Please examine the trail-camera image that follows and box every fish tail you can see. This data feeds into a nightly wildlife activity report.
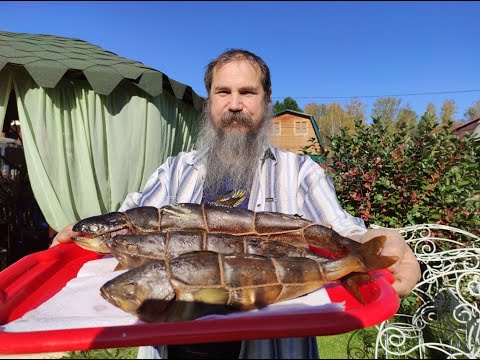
[322,236,398,281]
[353,235,398,271]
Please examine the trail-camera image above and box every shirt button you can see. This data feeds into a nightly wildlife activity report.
[257,204,261,207]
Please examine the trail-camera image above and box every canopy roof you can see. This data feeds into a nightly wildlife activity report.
[0,30,204,109]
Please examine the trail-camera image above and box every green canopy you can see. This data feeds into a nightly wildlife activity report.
[0,30,205,231]
[0,30,204,108]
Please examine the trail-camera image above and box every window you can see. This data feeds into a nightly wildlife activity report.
[294,120,308,135]
[272,121,281,135]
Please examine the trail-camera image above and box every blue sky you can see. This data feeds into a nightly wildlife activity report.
[1,1,479,120]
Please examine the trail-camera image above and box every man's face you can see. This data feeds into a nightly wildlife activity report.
[209,60,267,134]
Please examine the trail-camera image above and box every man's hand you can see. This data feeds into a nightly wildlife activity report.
[357,228,421,297]
[50,222,79,247]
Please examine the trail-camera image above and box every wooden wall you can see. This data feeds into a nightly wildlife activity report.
[269,112,319,153]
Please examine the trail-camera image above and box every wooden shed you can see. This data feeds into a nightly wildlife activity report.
[269,109,323,155]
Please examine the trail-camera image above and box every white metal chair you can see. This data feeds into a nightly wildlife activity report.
[372,224,480,359]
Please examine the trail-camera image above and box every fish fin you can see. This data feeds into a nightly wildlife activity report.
[137,299,173,323]
[208,189,246,208]
[162,288,230,321]
[193,288,230,305]
[113,262,127,271]
[340,272,378,305]
[164,294,232,322]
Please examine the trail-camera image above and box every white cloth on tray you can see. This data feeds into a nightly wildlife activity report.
[0,256,344,333]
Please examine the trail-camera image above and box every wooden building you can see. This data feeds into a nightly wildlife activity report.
[452,117,480,141]
[269,109,324,155]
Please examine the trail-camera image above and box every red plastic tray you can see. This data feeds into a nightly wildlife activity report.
[0,243,399,354]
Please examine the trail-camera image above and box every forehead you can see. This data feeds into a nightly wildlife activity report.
[211,60,262,86]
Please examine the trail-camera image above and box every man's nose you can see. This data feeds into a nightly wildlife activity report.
[228,94,243,111]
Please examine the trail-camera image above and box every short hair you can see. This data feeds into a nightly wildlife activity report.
[204,49,272,102]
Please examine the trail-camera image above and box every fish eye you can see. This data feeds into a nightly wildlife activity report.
[124,283,136,298]
[127,244,137,252]
[89,224,99,232]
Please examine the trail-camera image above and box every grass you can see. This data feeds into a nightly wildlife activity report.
[317,331,370,359]
[317,328,379,359]
[60,328,379,359]
[317,333,355,359]
[61,348,137,359]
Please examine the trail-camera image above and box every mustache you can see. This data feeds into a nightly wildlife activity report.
[219,112,255,127]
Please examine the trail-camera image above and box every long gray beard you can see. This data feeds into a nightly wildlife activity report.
[196,102,273,198]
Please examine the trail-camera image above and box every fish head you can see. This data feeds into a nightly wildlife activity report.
[100,261,175,321]
[107,233,166,268]
[72,227,131,255]
[72,212,132,254]
[73,212,130,235]
[72,234,111,254]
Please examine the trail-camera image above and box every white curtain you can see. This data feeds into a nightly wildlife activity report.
[12,68,200,231]
[0,70,12,133]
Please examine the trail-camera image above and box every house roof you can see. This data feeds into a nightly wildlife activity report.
[273,109,323,146]
[452,117,480,140]
[0,30,204,109]
[452,117,480,131]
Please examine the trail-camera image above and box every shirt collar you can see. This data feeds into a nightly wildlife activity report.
[262,145,276,162]
[187,145,209,167]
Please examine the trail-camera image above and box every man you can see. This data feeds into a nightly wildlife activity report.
[52,49,421,359]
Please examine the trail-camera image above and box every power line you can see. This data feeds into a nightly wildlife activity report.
[272,89,480,100]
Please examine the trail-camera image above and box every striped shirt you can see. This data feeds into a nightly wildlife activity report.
[122,145,368,359]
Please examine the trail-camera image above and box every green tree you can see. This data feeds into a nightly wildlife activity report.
[464,100,480,120]
[345,97,367,123]
[426,102,436,117]
[425,102,437,123]
[304,102,327,120]
[371,97,402,122]
[439,99,457,127]
[371,97,419,133]
[371,97,402,132]
[317,103,354,150]
[323,114,480,233]
[272,96,302,113]
[396,105,418,129]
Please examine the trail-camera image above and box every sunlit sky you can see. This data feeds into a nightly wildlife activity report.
[2,1,479,120]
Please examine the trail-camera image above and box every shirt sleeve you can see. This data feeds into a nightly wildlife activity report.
[299,160,367,239]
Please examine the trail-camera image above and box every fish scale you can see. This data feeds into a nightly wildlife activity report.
[100,236,397,322]
[72,203,398,316]
[73,203,353,258]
